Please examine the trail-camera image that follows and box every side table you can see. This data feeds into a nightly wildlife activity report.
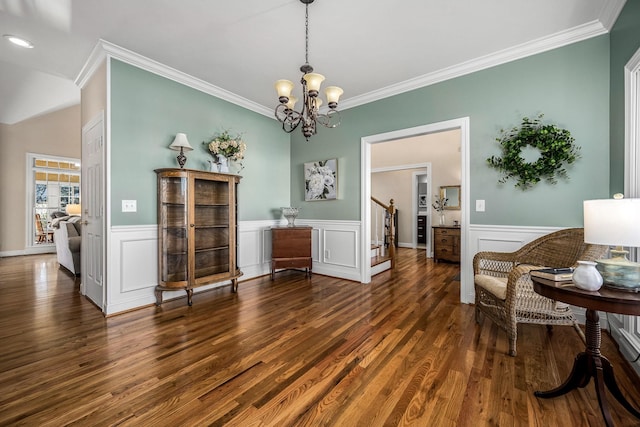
[532,276,640,426]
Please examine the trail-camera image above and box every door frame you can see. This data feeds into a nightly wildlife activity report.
[360,117,470,302]
[412,168,431,255]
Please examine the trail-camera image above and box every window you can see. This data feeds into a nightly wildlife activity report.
[28,154,80,246]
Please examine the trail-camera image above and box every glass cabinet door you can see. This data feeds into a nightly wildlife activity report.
[193,177,230,280]
[159,176,188,285]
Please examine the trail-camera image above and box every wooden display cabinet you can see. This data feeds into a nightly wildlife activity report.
[271,226,312,279]
[155,168,242,306]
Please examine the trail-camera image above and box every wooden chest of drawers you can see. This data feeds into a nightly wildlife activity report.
[271,226,312,279]
[433,226,460,263]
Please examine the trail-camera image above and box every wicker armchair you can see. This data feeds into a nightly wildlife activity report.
[473,228,608,356]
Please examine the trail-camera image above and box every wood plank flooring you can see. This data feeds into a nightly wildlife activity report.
[1,249,640,426]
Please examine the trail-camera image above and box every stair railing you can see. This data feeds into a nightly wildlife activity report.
[371,197,396,268]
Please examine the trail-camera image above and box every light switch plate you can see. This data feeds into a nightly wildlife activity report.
[122,200,137,212]
[476,199,485,212]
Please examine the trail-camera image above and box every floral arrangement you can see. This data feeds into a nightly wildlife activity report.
[204,130,247,162]
[304,159,337,201]
[432,196,448,212]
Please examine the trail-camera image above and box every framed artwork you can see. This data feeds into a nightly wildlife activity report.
[304,158,337,201]
[418,194,427,208]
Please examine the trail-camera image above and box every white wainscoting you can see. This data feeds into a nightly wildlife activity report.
[607,309,640,377]
[463,224,597,324]
[105,219,361,315]
[107,225,158,314]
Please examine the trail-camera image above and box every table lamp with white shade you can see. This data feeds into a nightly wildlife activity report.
[168,133,193,169]
[583,196,640,291]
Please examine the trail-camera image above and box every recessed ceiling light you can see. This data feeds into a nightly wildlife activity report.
[3,34,34,49]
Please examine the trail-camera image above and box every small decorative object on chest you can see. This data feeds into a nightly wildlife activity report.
[281,207,299,227]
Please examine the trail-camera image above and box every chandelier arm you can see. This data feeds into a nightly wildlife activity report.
[317,109,341,129]
[275,104,305,133]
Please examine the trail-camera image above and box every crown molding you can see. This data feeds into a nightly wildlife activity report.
[75,39,273,118]
[598,0,627,31]
[340,20,609,111]
[75,6,622,118]
[74,40,107,88]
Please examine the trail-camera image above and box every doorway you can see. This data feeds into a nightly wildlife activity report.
[361,117,470,303]
[414,171,431,253]
[26,153,81,249]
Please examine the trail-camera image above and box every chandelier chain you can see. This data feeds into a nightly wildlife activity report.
[305,3,309,66]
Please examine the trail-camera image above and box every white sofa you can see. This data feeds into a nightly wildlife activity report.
[53,216,81,275]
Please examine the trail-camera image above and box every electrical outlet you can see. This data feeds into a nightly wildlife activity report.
[122,200,137,212]
[325,249,330,259]
[475,199,485,212]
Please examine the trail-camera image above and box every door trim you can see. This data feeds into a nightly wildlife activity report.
[360,117,471,303]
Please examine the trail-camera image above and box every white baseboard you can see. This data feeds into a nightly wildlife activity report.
[0,246,56,257]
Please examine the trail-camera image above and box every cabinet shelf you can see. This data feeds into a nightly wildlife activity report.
[156,168,241,305]
[195,246,229,253]
[195,203,229,207]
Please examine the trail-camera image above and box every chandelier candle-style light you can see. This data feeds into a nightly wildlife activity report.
[274,0,343,140]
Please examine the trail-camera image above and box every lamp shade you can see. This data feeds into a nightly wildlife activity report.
[66,204,81,215]
[324,86,343,105]
[584,198,640,247]
[303,73,325,93]
[168,133,193,152]
[275,80,294,99]
[286,96,298,110]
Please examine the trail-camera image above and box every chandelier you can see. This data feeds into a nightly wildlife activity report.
[274,0,343,140]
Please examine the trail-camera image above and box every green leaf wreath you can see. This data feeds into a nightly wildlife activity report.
[487,114,581,190]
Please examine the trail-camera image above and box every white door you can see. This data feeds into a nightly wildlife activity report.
[81,112,105,310]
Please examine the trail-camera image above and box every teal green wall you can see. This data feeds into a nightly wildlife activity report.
[610,0,640,194]
[291,36,611,226]
[110,60,290,225]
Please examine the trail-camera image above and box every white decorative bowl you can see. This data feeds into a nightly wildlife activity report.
[281,207,299,227]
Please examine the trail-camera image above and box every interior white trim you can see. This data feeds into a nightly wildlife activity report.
[74,9,623,118]
[75,39,272,117]
[342,21,608,110]
[412,167,432,255]
[617,45,640,376]
[625,47,640,198]
[371,162,431,173]
[361,117,470,303]
[598,0,628,31]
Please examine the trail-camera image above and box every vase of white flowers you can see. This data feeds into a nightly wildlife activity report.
[432,196,448,226]
[217,154,229,173]
[204,130,247,173]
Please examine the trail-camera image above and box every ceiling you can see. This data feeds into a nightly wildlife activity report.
[0,0,626,125]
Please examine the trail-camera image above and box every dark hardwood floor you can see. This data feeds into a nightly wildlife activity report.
[1,249,640,426]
